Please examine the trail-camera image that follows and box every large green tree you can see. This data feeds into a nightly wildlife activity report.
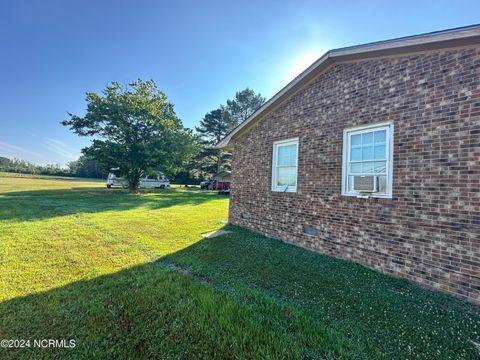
[193,88,265,177]
[196,106,231,144]
[62,80,197,191]
[68,154,106,179]
[226,88,265,128]
[195,106,231,174]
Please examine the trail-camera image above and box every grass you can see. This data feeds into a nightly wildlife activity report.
[0,173,478,359]
[0,171,102,182]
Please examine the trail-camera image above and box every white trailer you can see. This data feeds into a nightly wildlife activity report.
[106,173,170,189]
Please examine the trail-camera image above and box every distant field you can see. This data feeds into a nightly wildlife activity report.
[0,171,102,183]
[0,174,478,359]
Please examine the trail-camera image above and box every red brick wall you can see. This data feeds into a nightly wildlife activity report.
[229,47,480,302]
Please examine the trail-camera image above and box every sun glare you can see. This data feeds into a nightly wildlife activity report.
[283,50,325,84]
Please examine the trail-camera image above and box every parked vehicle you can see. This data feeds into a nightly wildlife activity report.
[200,180,212,190]
[106,172,170,189]
[208,180,230,191]
[218,188,230,196]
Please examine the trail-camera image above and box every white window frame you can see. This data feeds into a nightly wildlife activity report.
[341,122,394,198]
[271,138,299,193]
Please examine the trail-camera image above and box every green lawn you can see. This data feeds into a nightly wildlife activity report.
[0,174,478,359]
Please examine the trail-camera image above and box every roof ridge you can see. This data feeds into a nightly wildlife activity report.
[330,24,480,54]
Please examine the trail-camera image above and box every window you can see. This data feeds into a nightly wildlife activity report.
[342,122,393,198]
[272,138,299,192]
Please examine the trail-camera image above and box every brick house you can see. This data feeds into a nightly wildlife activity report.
[217,25,480,302]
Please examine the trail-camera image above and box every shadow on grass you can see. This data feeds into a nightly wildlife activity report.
[160,226,480,360]
[0,253,363,359]
[0,226,479,359]
[0,187,221,221]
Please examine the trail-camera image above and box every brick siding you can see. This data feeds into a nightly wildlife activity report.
[229,47,480,302]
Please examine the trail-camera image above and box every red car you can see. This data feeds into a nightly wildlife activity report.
[208,180,230,191]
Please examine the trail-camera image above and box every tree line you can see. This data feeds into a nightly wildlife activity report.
[0,155,106,178]
[1,80,265,190]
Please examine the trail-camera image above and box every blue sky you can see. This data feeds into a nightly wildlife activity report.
[0,0,478,165]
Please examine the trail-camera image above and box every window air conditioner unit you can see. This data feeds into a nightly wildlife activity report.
[353,175,378,193]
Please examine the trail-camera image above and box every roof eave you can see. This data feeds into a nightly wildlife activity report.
[215,25,480,149]
[215,52,334,149]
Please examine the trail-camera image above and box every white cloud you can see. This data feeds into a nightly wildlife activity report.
[43,138,79,160]
[0,140,41,159]
[0,138,81,166]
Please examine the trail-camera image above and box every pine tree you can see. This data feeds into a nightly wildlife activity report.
[226,88,265,129]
